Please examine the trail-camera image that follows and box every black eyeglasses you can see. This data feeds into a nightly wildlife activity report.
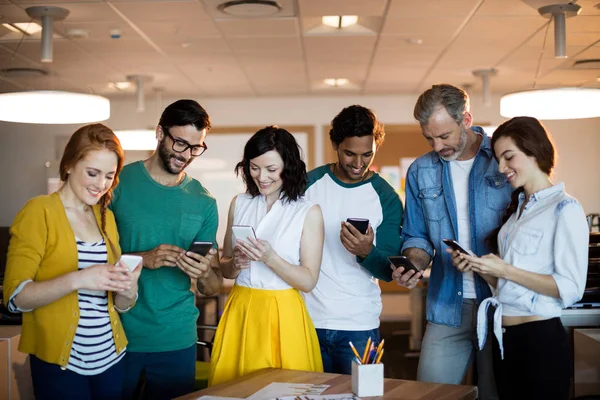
[162,127,208,157]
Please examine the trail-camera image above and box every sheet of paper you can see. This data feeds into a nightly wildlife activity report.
[274,395,359,400]
[246,382,330,400]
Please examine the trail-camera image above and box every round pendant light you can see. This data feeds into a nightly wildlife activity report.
[0,91,110,124]
[500,88,600,120]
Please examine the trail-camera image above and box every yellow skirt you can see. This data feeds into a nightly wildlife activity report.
[208,285,323,386]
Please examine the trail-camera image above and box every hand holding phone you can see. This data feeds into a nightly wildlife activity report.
[232,225,257,244]
[188,241,213,257]
[346,218,369,235]
[118,255,143,272]
[442,239,474,256]
[388,256,422,277]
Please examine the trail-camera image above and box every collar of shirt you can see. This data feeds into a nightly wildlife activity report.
[518,182,565,212]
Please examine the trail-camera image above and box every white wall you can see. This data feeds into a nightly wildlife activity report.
[1,93,599,226]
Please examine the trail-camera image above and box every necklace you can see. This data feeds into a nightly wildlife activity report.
[333,163,370,183]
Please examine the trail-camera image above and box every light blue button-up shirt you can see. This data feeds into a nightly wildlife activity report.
[477,183,589,358]
[401,127,513,327]
[497,183,589,316]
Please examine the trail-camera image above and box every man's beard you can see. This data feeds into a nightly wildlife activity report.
[158,139,190,174]
[441,127,468,161]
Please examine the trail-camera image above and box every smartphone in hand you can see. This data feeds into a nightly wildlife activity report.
[346,218,369,234]
[388,256,422,278]
[232,225,257,243]
[119,255,143,272]
[442,239,474,256]
[188,241,213,256]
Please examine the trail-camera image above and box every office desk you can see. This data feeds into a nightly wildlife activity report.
[176,368,477,400]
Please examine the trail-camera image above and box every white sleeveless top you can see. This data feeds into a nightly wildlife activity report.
[233,193,314,290]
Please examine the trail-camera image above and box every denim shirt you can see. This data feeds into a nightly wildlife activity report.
[401,127,513,327]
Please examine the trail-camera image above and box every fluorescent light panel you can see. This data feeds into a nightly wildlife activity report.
[2,22,42,35]
[322,15,358,28]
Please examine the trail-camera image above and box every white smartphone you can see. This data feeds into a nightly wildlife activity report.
[231,225,257,243]
[118,254,143,272]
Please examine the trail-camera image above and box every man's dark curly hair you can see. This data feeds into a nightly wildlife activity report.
[235,126,307,202]
[329,105,385,147]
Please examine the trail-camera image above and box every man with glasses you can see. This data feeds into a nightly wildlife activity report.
[110,99,223,400]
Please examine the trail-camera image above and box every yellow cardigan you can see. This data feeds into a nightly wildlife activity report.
[2,192,128,367]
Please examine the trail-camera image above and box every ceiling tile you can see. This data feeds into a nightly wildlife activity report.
[382,17,464,36]
[298,0,387,17]
[387,0,483,18]
[136,20,221,40]
[216,19,299,37]
[111,1,212,22]
[227,36,302,55]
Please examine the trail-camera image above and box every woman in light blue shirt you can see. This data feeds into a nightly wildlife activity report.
[449,116,589,400]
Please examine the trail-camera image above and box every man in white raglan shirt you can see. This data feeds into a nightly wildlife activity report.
[304,105,403,374]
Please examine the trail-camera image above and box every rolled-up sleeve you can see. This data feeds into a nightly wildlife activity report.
[552,200,589,308]
[3,199,47,306]
[400,164,434,257]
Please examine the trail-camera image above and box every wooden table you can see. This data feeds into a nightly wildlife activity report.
[176,368,477,400]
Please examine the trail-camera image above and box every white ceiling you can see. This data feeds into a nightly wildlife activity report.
[0,0,598,99]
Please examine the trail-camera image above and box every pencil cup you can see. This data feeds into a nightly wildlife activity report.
[351,360,384,397]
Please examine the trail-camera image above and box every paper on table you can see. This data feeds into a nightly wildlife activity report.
[246,382,330,400]
[275,395,359,400]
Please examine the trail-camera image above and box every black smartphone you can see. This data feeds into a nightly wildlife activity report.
[346,218,369,234]
[442,239,470,255]
[388,256,422,276]
[188,241,213,256]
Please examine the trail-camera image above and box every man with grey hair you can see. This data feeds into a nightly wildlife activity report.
[393,84,512,399]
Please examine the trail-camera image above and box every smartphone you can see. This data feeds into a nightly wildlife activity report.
[388,256,422,276]
[118,254,143,272]
[442,239,473,256]
[231,225,257,243]
[188,241,214,256]
[346,218,369,234]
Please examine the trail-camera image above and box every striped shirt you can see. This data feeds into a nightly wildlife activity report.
[67,239,125,375]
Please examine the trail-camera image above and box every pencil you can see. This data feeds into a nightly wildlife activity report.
[375,348,384,364]
[375,339,385,355]
[349,341,361,360]
[361,337,372,364]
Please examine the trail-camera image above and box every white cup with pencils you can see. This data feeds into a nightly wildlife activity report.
[350,338,384,397]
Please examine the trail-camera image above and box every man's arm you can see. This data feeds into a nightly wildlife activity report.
[356,184,404,282]
[393,165,433,289]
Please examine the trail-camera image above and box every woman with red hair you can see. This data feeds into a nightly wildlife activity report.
[3,124,141,399]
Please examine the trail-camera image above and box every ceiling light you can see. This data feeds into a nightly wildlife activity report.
[324,78,349,87]
[114,130,157,150]
[109,81,131,90]
[406,38,423,45]
[536,2,581,58]
[500,88,600,120]
[2,22,43,35]
[127,75,152,113]
[26,6,70,63]
[0,91,110,124]
[472,68,497,107]
[322,16,358,28]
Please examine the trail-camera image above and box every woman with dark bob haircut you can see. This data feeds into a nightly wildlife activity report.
[448,116,588,400]
[209,126,325,385]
